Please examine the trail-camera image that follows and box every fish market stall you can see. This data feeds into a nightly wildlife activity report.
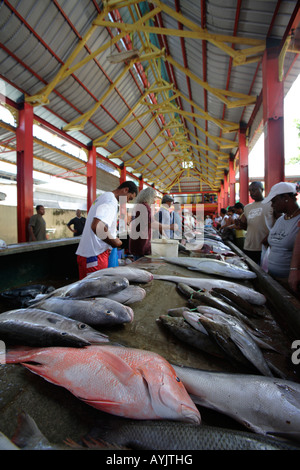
[0,250,300,450]
[0,238,80,291]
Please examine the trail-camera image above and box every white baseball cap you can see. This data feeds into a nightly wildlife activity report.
[262,182,297,204]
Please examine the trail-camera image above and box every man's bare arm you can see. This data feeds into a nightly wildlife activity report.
[91,218,122,248]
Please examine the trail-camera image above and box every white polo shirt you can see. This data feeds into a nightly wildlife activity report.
[76,192,118,258]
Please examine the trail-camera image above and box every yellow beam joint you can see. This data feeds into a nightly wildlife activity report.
[26,9,108,106]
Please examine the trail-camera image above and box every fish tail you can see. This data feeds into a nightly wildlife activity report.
[4,346,42,364]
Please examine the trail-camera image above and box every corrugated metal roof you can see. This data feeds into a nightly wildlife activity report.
[0,0,299,195]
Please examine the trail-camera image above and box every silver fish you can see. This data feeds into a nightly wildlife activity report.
[158,315,223,358]
[86,266,154,283]
[153,274,266,305]
[173,365,300,440]
[33,297,134,325]
[178,284,258,330]
[87,417,299,450]
[43,276,130,300]
[162,257,257,279]
[197,314,273,376]
[106,286,146,305]
[185,308,278,352]
[0,308,109,347]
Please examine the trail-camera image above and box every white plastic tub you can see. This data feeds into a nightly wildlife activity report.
[151,239,179,257]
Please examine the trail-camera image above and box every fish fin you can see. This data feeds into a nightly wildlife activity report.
[93,347,136,385]
[12,412,51,449]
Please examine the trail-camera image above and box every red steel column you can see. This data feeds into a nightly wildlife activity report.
[139,176,144,192]
[119,164,126,184]
[87,146,97,210]
[262,42,284,193]
[219,183,224,210]
[16,102,34,243]
[223,171,229,208]
[229,155,236,205]
[239,124,249,205]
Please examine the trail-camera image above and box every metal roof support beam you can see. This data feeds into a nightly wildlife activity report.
[99,1,265,64]
[124,127,171,167]
[166,55,256,109]
[238,124,249,206]
[262,43,284,194]
[93,83,163,147]
[63,49,165,131]
[16,102,34,243]
[87,146,97,210]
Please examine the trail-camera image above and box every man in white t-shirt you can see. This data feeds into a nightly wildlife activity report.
[76,181,138,279]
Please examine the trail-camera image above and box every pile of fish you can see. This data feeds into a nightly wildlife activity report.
[0,266,153,346]
[158,282,280,377]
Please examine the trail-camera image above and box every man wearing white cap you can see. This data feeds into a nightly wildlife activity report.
[262,181,300,294]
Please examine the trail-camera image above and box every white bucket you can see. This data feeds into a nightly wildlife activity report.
[151,239,179,257]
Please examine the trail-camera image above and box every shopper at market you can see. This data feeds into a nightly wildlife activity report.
[28,205,46,241]
[233,202,246,250]
[76,181,138,279]
[67,209,86,236]
[129,187,177,259]
[155,194,177,239]
[236,181,274,264]
[262,182,300,294]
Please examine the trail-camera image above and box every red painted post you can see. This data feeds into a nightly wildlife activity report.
[239,124,249,205]
[262,42,284,194]
[219,183,224,210]
[229,155,236,205]
[139,177,144,192]
[87,146,97,210]
[119,164,126,184]
[16,102,34,243]
[223,171,229,208]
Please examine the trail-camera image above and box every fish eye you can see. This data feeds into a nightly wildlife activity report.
[78,323,87,329]
[176,377,181,382]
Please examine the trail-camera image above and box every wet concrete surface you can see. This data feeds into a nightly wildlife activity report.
[0,257,298,448]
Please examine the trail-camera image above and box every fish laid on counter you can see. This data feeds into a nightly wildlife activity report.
[33,297,134,325]
[4,345,200,424]
[0,284,55,308]
[86,266,154,283]
[197,314,273,376]
[153,274,266,305]
[0,308,109,347]
[86,417,299,450]
[173,365,300,441]
[158,315,224,358]
[105,286,146,305]
[162,257,256,280]
[183,308,277,352]
[178,283,258,329]
[211,287,262,318]
[32,276,130,301]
